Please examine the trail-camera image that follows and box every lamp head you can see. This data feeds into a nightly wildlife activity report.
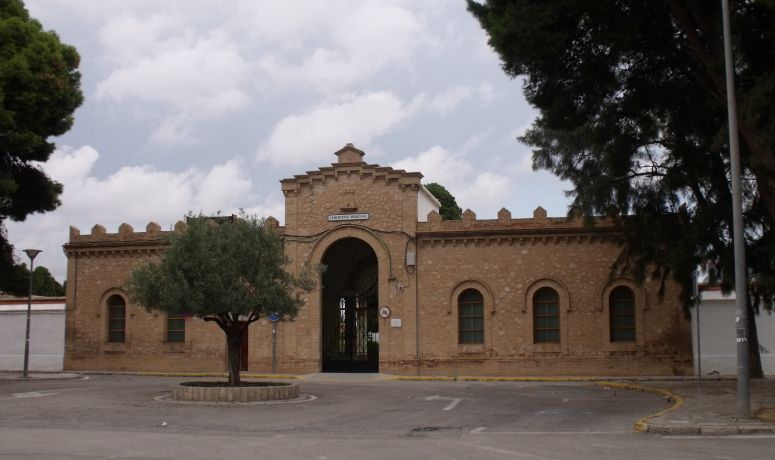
[22,249,42,261]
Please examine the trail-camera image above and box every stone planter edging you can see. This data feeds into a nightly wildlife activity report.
[172,382,299,402]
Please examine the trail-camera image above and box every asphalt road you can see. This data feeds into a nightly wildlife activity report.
[1,375,773,459]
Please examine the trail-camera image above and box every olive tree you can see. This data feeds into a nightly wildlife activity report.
[127,214,314,385]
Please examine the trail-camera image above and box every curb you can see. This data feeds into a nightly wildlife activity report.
[598,381,775,435]
[0,373,84,382]
[80,371,300,380]
[392,375,736,383]
[63,371,736,383]
[395,376,615,382]
[595,381,684,433]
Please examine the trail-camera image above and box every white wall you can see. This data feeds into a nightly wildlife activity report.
[0,303,66,371]
[417,185,441,222]
[693,290,775,376]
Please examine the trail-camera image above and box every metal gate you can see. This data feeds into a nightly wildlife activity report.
[322,290,378,372]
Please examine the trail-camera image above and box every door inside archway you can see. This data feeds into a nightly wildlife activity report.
[322,237,379,372]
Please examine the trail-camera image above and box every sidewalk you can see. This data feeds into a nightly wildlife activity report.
[0,371,82,381]
[631,378,775,435]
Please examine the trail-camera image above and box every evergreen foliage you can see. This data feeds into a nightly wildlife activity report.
[0,245,63,296]
[469,0,775,376]
[126,214,314,385]
[0,0,83,278]
[425,182,463,220]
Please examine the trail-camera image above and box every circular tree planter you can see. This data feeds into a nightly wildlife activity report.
[172,381,299,402]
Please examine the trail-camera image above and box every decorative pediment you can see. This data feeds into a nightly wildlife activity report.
[334,143,365,164]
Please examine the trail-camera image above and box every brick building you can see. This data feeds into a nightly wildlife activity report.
[63,144,692,376]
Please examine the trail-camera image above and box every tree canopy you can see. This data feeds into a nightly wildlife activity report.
[126,214,314,385]
[468,0,775,375]
[0,257,64,297]
[0,0,83,280]
[425,182,463,220]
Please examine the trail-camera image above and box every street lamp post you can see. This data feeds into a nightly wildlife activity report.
[720,0,750,419]
[22,249,42,378]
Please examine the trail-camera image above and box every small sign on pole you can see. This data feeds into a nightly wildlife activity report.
[269,312,279,373]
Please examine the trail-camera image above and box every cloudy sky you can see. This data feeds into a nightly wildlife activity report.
[8,0,570,281]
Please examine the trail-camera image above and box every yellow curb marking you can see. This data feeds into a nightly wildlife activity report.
[754,407,775,425]
[394,376,607,382]
[596,381,684,432]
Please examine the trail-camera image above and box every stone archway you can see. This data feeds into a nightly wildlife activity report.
[321,237,379,372]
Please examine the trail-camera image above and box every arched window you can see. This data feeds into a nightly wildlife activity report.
[458,289,484,344]
[533,287,559,343]
[609,286,635,342]
[107,294,126,343]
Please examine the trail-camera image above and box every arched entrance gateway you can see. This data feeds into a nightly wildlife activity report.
[321,237,379,372]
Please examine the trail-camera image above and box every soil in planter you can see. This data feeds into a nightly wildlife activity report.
[180,381,291,387]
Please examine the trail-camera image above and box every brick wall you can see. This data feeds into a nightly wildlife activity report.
[62,145,692,376]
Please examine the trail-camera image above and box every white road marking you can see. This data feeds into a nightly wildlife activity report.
[8,386,98,399]
[11,391,53,399]
[424,394,463,411]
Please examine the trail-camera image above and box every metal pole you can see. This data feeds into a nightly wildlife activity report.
[720,0,750,420]
[22,249,41,378]
[271,321,277,374]
[694,273,702,381]
[697,295,702,381]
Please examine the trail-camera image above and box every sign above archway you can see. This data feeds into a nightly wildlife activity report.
[328,213,369,222]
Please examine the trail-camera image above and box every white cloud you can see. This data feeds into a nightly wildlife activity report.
[427,83,495,114]
[515,152,534,174]
[392,145,468,185]
[255,1,423,91]
[257,92,413,167]
[98,14,190,64]
[392,145,512,218]
[230,0,350,43]
[6,146,282,282]
[96,20,251,145]
[195,161,253,213]
[455,172,511,216]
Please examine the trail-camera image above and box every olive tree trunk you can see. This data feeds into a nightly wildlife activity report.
[223,324,243,386]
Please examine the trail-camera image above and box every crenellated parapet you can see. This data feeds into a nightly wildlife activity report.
[64,217,285,256]
[67,221,181,243]
[64,221,179,256]
[416,206,622,247]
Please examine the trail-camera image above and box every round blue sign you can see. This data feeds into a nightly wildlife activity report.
[268,312,280,322]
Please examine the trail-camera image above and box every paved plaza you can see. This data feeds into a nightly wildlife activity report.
[1,374,774,459]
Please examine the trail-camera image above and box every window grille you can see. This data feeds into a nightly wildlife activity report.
[533,287,560,343]
[459,289,484,344]
[107,295,126,343]
[609,286,636,342]
[167,314,186,343]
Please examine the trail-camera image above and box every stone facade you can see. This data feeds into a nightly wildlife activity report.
[63,144,692,376]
